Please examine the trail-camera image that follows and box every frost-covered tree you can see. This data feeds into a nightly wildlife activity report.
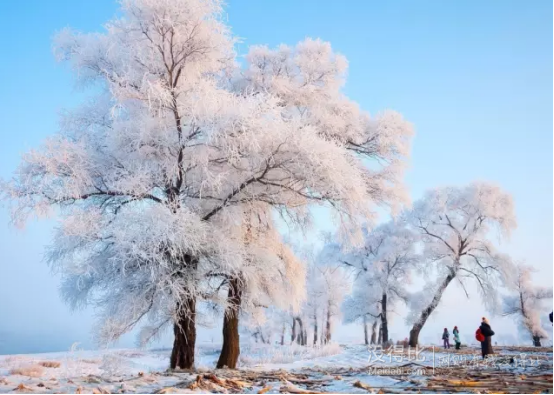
[305,263,332,346]
[314,265,351,344]
[241,306,291,346]
[404,182,516,346]
[342,284,381,344]
[292,245,326,346]
[2,0,413,370]
[503,264,553,347]
[336,222,419,345]
[282,243,351,347]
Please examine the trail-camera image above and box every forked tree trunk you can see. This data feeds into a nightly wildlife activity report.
[170,296,197,370]
[381,293,389,345]
[216,277,243,369]
[377,323,382,344]
[409,270,456,347]
[363,315,369,345]
[533,336,542,347]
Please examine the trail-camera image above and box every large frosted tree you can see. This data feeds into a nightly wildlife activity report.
[404,182,516,346]
[2,0,413,369]
[503,263,552,347]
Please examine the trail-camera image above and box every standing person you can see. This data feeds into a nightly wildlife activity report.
[479,317,495,359]
[442,328,450,349]
[453,326,461,350]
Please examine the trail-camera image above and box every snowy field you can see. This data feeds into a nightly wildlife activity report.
[0,343,552,394]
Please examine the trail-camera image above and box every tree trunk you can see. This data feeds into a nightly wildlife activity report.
[409,270,456,347]
[363,315,369,345]
[291,318,296,344]
[295,317,304,345]
[370,320,377,345]
[169,254,198,370]
[280,324,285,346]
[533,336,542,347]
[170,296,197,370]
[216,277,242,369]
[313,311,318,346]
[325,305,332,344]
[377,323,382,344]
[381,293,389,345]
[320,308,325,345]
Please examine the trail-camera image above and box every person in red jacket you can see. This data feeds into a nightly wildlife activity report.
[479,317,495,359]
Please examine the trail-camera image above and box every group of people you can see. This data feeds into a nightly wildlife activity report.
[441,326,461,350]
[441,317,495,359]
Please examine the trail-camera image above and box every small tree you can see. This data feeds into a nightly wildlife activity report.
[503,264,553,347]
[285,240,352,347]
[241,306,291,346]
[304,263,327,346]
[342,285,381,344]
[317,265,351,344]
[404,182,516,346]
[337,222,419,345]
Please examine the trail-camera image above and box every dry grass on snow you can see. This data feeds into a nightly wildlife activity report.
[9,364,45,378]
[38,361,61,368]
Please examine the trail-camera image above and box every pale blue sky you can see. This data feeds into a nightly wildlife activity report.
[0,0,552,354]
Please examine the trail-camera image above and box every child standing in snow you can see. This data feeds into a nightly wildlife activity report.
[442,328,450,349]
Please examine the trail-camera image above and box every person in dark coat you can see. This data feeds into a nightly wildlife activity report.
[479,317,495,359]
[442,328,450,349]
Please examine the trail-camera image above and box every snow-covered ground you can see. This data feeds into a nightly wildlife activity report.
[0,343,551,393]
